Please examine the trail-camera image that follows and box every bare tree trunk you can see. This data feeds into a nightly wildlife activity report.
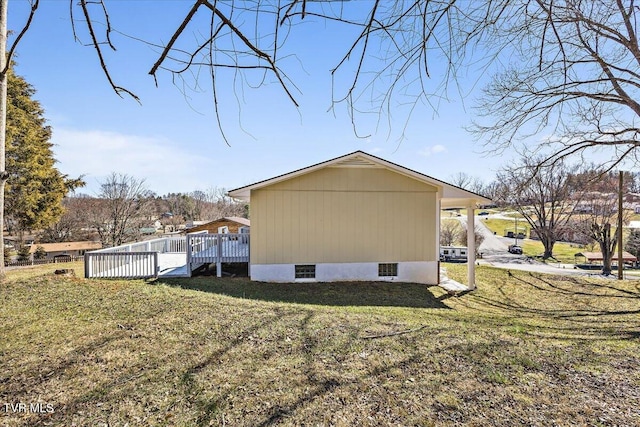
[541,235,555,260]
[599,223,615,276]
[0,0,8,279]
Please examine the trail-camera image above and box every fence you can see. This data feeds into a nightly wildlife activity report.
[84,252,158,279]
[5,256,83,268]
[84,233,211,279]
[91,236,187,254]
[85,236,184,279]
[187,232,250,277]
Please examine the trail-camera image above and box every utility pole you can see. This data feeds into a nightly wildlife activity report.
[617,171,624,280]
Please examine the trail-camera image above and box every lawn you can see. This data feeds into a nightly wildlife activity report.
[519,240,585,263]
[482,217,529,237]
[1,262,639,426]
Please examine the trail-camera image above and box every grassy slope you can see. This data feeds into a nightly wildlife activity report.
[1,262,639,426]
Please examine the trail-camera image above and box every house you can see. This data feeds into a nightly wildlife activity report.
[185,220,207,229]
[29,241,102,260]
[186,217,250,234]
[228,151,491,287]
[575,251,637,265]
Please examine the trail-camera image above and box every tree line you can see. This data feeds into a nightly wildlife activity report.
[35,175,246,249]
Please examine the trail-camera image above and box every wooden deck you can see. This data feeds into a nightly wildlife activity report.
[187,233,250,276]
[85,233,250,279]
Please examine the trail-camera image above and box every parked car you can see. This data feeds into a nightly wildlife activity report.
[478,211,490,216]
[508,245,523,255]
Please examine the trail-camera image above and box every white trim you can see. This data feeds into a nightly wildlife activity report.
[251,262,439,284]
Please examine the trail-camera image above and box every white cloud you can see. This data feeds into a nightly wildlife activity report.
[52,128,213,194]
[418,144,447,157]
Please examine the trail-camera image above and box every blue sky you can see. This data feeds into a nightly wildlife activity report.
[9,0,512,195]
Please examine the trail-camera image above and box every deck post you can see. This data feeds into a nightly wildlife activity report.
[186,234,193,277]
[216,234,223,277]
[467,204,476,290]
[84,253,90,278]
[154,252,159,278]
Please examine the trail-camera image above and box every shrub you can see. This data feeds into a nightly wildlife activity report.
[17,246,31,261]
[34,246,47,260]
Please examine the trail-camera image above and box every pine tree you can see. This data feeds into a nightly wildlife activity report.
[626,229,640,263]
[4,68,83,246]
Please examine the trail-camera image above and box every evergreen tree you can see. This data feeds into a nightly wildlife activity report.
[4,68,83,245]
[16,245,30,262]
[626,229,640,263]
[33,245,46,260]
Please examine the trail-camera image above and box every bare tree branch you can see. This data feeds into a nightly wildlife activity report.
[77,0,140,102]
[3,0,39,75]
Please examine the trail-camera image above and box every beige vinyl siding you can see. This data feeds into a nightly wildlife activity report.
[250,166,438,265]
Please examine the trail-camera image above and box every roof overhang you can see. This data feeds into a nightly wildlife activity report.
[228,151,492,208]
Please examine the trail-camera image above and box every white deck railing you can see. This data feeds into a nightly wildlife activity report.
[187,232,250,276]
[85,235,187,279]
[84,251,159,279]
[84,232,250,278]
[91,236,188,255]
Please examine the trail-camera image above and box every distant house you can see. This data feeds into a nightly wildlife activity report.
[5,235,36,247]
[185,220,208,229]
[186,217,250,234]
[228,151,491,286]
[29,241,102,260]
[575,251,637,265]
[140,227,158,235]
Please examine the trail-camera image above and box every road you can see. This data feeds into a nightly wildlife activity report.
[455,213,640,279]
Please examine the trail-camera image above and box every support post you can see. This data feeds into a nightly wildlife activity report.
[186,234,193,277]
[84,253,90,278]
[154,252,159,278]
[216,234,222,278]
[467,204,476,290]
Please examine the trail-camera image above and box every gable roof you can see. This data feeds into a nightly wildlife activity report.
[575,251,637,262]
[197,217,251,227]
[228,151,492,209]
[222,216,251,226]
[29,241,102,253]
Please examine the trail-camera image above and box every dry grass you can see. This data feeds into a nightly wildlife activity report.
[1,263,639,426]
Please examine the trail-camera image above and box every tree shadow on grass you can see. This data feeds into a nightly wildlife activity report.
[467,271,640,341]
[153,277,450,309]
